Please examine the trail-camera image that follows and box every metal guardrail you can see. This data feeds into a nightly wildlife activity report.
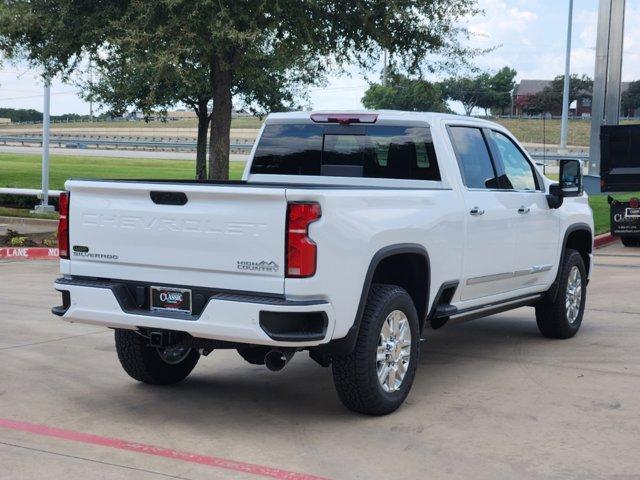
[0,135,254,151]
[530,152,588,161]
[0,134,589,160]
[0,188,62,198]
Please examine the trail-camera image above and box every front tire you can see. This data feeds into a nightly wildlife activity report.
[535,249,587,339]
[114,329,200,385]
[332,284,420,415]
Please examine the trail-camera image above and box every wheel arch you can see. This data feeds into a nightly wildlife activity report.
[548,223,593,302]
[321,243,430,356]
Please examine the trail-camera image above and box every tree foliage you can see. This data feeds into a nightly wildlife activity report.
[622,80,640,117]
[487,66,517,115]
[0,107,42,122]
[442,73,493,115]
[442,67,517,116]
[521,74,593,115]
[1,0,481,179]
[362,74,450,112]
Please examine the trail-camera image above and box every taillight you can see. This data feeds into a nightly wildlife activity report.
[58,192,70,259]
[286,202,321,278]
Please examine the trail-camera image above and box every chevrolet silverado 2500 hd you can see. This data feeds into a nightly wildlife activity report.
[53,111,594,415]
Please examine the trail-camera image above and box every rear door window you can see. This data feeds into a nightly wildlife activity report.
[251,124,440,181]
[448,126,499,189]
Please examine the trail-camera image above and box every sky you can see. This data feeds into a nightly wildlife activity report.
[1,0,639,116]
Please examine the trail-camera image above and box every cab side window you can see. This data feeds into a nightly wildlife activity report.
[449,126,499,189]
[488,131,539,191]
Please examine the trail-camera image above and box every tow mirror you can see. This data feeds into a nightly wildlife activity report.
[547,159,583,209]
[559,159,583,197]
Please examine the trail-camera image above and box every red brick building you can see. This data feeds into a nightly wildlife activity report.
[512,79,632,117]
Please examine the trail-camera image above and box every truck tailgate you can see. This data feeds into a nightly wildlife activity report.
[65,180,287,294]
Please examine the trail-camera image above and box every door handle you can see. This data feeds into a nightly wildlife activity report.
[517,206,531,214]
[469,207,485,216]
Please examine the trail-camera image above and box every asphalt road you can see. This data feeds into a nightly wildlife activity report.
[0,242,639,480]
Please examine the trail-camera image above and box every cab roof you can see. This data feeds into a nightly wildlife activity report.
[265,110,502,129]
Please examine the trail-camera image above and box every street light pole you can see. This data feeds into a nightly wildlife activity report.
[34,77,55,214]
[560,0,574,150]
[382,49,388,86]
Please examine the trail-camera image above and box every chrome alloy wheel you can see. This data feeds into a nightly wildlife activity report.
[377,310,412,393]
[157,345,192,365]
[565,265,583,325]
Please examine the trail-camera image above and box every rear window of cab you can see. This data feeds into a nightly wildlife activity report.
[250,124,440,181]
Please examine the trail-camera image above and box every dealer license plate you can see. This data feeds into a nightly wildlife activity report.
[150,286,192,314]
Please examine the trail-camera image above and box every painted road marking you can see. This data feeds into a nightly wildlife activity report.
[0,247,58,259]
[0,418,330,480]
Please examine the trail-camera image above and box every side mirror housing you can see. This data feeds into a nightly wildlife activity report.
[559,159,583,197]
[546,159,583,209]
[547,184,564,209]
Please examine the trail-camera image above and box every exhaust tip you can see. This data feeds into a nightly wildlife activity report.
[264,349,293,372]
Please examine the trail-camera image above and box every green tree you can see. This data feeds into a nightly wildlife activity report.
[488,67,517,115]
[522,89,557,115]
[548,74,593,104]
[83,47,215,180]
[443,73,493,116]
[1,0,480,179]
[0,108,42,122]
[520,74,593,116]
[362,74,450,112]
[621,80,640,117]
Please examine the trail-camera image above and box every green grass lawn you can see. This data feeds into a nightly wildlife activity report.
[0,206,58,220]
[3,117,638,147]
[0,153,245,190]
[486,118,640,147]
[589,192,640,236]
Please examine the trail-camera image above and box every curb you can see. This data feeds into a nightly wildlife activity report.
[594,232,617,249]
[0,216,59,228]
[0,247,58,259]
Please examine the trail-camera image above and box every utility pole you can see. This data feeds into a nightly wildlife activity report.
[34,77,55,213]
[560,0,574,150]
[89,60,94,121]
[587,0,626,189]
[382,50,388,86]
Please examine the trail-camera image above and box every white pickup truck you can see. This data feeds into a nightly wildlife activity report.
[53,111,594,415]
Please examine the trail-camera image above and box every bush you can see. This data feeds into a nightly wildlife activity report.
[0,194,60,210]
[43,237,57,247]
[10,236,27,247]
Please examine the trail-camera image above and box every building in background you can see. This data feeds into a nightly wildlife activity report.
[512,79,634,117]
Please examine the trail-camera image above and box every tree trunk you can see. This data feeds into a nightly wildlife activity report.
[208,59,233,180]
[195,99,210,180]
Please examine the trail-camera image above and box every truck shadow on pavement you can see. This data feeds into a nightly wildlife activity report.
[78,312,585,427]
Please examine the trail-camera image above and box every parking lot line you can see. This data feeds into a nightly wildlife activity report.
[0,418,331,480]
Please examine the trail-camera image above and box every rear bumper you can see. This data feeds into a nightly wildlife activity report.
[53,277,334,347]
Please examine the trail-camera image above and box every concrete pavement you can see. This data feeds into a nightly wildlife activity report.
[0,241,639,479]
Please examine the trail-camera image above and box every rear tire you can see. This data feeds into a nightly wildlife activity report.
[114,329,200,385]
[535,249,586,339]
[331,284,420,415]
[621,236,640,247]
